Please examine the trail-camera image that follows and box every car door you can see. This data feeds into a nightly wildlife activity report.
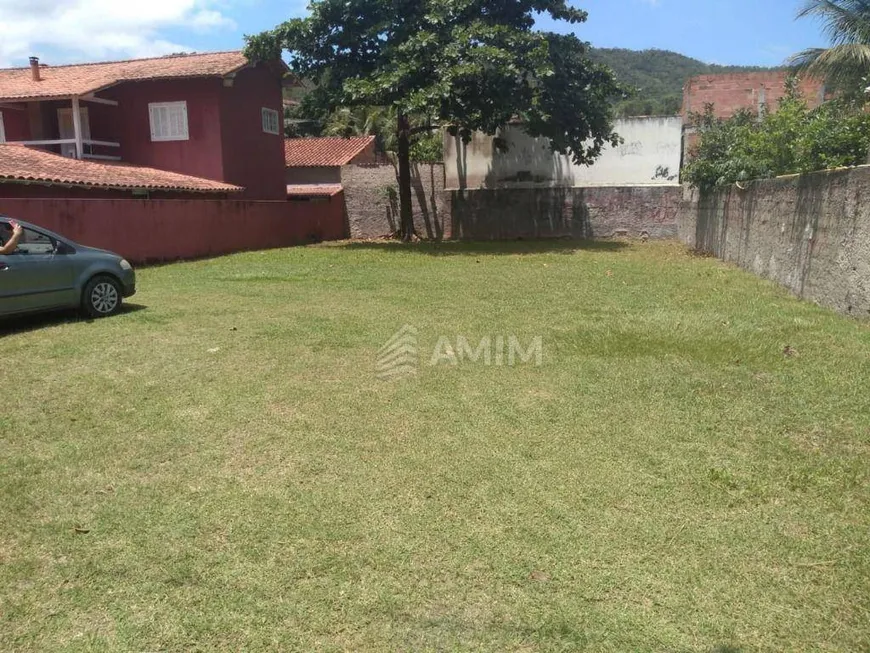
[0,224,75,315]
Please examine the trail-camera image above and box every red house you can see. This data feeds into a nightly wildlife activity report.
[0,51,289,199]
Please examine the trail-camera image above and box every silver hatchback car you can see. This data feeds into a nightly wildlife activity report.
[0,216,136,319]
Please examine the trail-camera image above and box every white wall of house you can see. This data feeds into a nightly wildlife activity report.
[443,117,682,190]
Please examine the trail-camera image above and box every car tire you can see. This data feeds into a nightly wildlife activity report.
[81,275,123,318]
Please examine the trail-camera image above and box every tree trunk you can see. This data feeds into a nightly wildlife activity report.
[397,112,415,241]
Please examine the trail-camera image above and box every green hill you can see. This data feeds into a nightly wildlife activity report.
[590,48,779,117]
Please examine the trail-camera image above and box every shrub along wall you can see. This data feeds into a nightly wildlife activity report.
[678,166,870,317]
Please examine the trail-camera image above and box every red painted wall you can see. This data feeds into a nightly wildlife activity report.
[0,101,118,146]
[0,106,31,141]
[80,101,122,158]
[104,78,226,183]
[13,99,121,158]
[0,195,348,262]
[220,65,287,200]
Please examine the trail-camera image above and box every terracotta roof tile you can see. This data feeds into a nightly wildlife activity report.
[0,144,242,194]
[0,51,249,102]
[286,184,343,197]
[284,136,375,167]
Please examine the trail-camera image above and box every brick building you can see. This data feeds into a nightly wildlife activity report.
[681,71,829,167]
[682,71,827,120]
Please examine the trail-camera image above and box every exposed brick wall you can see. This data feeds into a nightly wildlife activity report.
[446,186,681,240]
[340,163,447,239]
[680,72,829,171]
[682,71,827,121]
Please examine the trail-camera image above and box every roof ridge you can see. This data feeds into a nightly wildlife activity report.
[0,50,244,72]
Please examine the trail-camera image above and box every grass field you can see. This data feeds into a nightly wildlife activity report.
[1,240,869,652]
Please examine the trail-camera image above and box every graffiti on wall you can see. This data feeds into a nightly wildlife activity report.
[445,117,684,189]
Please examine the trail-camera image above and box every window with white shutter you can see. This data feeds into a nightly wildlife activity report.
[261,107,280,135]
[148,101,189,142]
[0,112,6,143]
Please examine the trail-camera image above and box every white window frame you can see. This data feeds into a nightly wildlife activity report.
[0,112,6,143]
[261,107,280,135]
[148,101,189,142]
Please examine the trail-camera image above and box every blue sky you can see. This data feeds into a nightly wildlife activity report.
[0,0,827,68]
[567,0,825,66]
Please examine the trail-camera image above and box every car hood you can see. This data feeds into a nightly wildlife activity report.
[75,244,123,260]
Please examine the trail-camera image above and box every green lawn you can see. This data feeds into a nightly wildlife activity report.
[2,240,869,652]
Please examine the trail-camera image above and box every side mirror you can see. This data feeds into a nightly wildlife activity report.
[55,241,74,255]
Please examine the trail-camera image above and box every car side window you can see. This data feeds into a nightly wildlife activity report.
[0,223,10,251]
[16,227,56,255]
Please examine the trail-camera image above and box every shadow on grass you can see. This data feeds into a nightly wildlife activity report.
[335,239,630,256]
[0,303,146,336]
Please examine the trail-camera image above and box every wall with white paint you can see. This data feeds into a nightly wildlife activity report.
[444,117,683,190]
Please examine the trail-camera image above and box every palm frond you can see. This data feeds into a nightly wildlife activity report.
[788,47,828,70]
[792,1,870,87]
[797,0,870,43]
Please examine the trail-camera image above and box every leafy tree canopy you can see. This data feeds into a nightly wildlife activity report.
[245,0,623,162]
[246,0,623,238]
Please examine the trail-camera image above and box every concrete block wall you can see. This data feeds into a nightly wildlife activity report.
[340,163,447,239]
[447,186,682,240]
[678,167,870,317]
[340,160,686,244]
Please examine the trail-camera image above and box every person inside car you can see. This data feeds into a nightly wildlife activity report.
[0,220,23,255]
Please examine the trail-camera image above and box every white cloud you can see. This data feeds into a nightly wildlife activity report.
[0,0,237,67]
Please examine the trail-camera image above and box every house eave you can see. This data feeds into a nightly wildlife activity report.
[0,177,242,195]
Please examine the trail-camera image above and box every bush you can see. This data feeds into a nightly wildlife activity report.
[409,133,443,163]
[683,78,870,190]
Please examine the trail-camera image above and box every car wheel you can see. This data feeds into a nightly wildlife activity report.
[82,275,123,318]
